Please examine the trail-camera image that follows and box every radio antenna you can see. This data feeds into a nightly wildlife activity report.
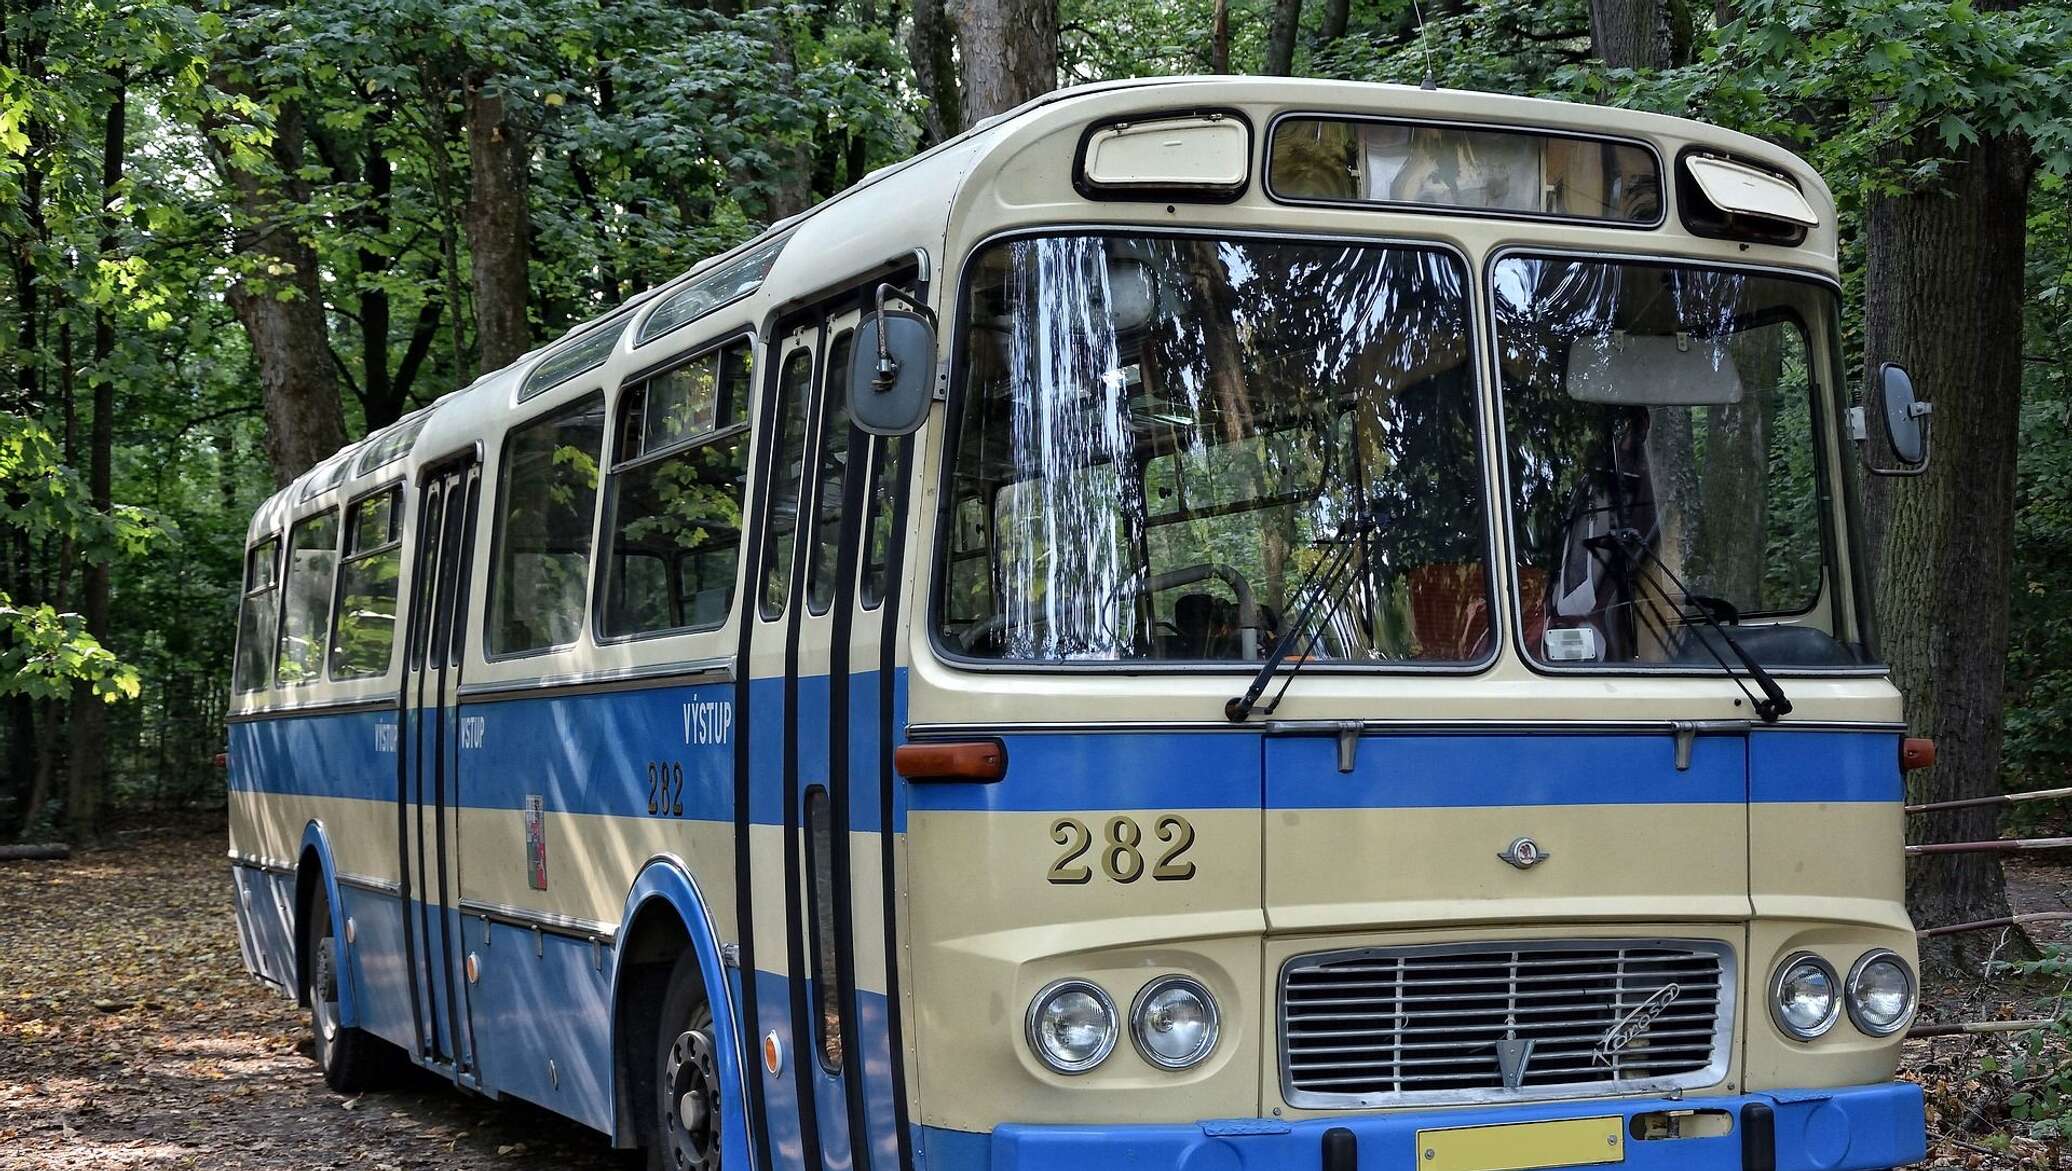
[1411,0,1438,90]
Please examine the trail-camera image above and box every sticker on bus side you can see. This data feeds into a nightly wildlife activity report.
[525,795,548,891]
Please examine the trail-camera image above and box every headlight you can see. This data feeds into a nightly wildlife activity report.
[1845,949,1916,1036]
[1131,976,1220,1070]
[1770,953,1840,1040]
[1026,979,1118,1074]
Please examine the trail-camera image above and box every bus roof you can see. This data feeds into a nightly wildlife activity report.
[248,76,1834,540]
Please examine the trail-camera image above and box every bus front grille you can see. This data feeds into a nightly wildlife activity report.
[1279,939,1735,1107]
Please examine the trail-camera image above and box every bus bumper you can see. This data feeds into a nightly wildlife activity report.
[927,1081,1925,1171]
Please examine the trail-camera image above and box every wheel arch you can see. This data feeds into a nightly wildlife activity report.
[607,854,751,1166]
[293,820,361,1029]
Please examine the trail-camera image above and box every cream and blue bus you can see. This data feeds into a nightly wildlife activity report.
[228,76,1935,1171]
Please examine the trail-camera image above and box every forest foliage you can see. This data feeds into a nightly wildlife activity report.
[0,0,2069,878]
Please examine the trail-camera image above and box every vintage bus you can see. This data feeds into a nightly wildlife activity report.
[228,76,1934,1171]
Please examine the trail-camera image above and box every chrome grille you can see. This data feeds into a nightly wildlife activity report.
[1280,940,1734,1107]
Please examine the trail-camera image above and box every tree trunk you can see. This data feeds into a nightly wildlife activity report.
[950,0,1056,122]
[66,73,123,846]
[909,0,964,142]
[1318,0,1348,46]
[216,99,346,487]
[1860,129,2033,965]
[1266,0,1305,75]
[1210,0,1231,71]
[464,75,531,373]
[1587,0,1672,68]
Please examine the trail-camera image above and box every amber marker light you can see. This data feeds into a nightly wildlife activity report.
[894,740,1007,783]
[1901,738,1936,771]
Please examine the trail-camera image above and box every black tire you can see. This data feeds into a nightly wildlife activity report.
[303,883,400,1094]
[647,950,722,1171]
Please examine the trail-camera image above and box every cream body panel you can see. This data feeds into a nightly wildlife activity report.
[1267,803,1753,933]
[229,789,398,886]
[456,808,739,939]
[905,807,1262,1130]
[1740,918,1914,1091]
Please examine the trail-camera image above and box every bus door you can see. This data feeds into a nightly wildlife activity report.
[398,456,482,1078]
[746,291,913,1171]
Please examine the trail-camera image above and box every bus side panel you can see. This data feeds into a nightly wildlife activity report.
[746,671,807,1171]
[467,913,615,1131]
[337,884,419,1050]
[228,708,407,1048]
[230,863,296,994]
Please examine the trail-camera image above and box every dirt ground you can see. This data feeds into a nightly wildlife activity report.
[1,825,2068,1169]
[0,825,626,1170]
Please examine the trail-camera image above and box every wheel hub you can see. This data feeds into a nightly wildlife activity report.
[662,1019,720,1169]
[313,937,340,1043]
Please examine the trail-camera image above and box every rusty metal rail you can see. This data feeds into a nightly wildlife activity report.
[1904,837,2072,856]
[1907,785,2072,814]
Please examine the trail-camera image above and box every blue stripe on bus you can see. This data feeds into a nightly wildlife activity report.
[233,704,1901,818]
[1750,729,1901,803]
[228,672,909,832]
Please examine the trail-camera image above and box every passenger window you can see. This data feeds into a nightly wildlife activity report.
[491,393,606,655]
[943,494,992,627]
[331,486,405,679]
[760,347,815,619]
[233,538,280,693]
[860,436,902,610]
[275,511,340,685]
[601,341,754,639]
[806,330,854,615]
[804,785,842,1072]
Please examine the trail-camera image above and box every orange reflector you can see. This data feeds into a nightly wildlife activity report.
[762,1031,784,1076]
[1901,737,1936,771]
[894,740,1007,782]
[212,751,229,769]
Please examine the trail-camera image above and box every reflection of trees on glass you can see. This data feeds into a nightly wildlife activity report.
[761,349,815,619]
[275,510,339,685]
[331,487,404,678]
[233,538,280,692]
[860,435,904,610]
[603,340,754,638]
[947,233,1486,663]
[1492,255,1838,667]
[492,393,605,654]
[807,332,854,615]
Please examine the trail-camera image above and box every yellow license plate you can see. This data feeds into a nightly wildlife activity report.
[1413,1116,1626,1171]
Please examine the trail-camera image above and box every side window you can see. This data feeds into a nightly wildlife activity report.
[491,393,607,655]
[601,340,755,639]
[804,785,843,1072]
[944,493,993,629]
[806,330,854,615]
[760,347,815,619]
[860,436,902,610]
[331,486,405,679]
[233,537,280,693]
[275,511,340,686]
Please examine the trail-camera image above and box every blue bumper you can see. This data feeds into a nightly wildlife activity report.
[922,1082,1925,1171]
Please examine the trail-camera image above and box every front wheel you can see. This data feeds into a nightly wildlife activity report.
[650,950,723,1171]
[303,883,399,1093]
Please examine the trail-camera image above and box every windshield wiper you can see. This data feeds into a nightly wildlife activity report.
[1225,511,1377,723]
[1595,527,1793,723]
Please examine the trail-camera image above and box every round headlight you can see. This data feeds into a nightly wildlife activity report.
[1770,953,1841,1040]
[1026,979,1118,1074]
[1846,949,1916,1036]
[1131,976,1220,1070]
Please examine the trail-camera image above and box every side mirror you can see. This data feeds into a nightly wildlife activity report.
[850,300,937,437]
[1856,362,1932,476]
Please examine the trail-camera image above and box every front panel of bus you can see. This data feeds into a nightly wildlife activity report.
[896,88,1921,1171]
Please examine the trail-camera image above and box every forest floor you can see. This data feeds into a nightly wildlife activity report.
[1,823,2068,1169]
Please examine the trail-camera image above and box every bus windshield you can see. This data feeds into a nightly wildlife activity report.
[1492,254,1856,669]
[941,233,1492,664]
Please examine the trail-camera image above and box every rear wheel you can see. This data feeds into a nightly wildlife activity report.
[649,950,722,1171]
[303,883,398,1093]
